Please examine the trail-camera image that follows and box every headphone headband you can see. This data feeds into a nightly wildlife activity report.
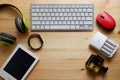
[0,3,28,45]
[0,4,23,17]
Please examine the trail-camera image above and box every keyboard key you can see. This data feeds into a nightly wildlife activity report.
[45,25,50,29]
[50,25,70,30]
[87,9,93,12]
[31,9,36,12]
[76,25,80,29]
[71,25,76,29]
[32,13,37,16]
[32,17,39,20]
[84,21,92,24]
[86,17,93,20]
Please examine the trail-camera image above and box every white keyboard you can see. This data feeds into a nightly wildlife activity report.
[30,4,94,31]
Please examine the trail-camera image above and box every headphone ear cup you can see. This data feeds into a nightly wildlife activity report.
[0,33,16,45]
[15,17,28,33]
[23,16,28,29]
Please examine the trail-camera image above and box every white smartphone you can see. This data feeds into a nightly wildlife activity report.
[0,44,39,80]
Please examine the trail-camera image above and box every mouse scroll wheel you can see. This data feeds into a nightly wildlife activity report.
[100,15,105,19]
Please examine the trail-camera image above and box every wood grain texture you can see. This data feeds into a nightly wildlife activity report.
[0,0,120,80]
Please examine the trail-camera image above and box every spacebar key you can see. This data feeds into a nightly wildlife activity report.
[50,25,70,30]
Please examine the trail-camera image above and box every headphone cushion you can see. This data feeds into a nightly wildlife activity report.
[0,33,16,45]
[15,17,27,33]
[23,16,28,29]
[20,17,27,32]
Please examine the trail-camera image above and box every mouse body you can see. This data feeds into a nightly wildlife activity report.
[96,11,116,30]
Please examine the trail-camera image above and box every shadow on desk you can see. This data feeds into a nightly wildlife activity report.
[86,68,107,79]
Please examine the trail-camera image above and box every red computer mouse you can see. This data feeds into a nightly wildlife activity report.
[96,11,116,30]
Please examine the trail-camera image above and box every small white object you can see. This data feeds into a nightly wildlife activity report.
[90,32,119,58]
[0,44,39,80]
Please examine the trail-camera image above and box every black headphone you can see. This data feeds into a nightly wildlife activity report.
[0,4,28,45]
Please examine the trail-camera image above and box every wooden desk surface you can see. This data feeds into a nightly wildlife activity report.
[0,0,120,80]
